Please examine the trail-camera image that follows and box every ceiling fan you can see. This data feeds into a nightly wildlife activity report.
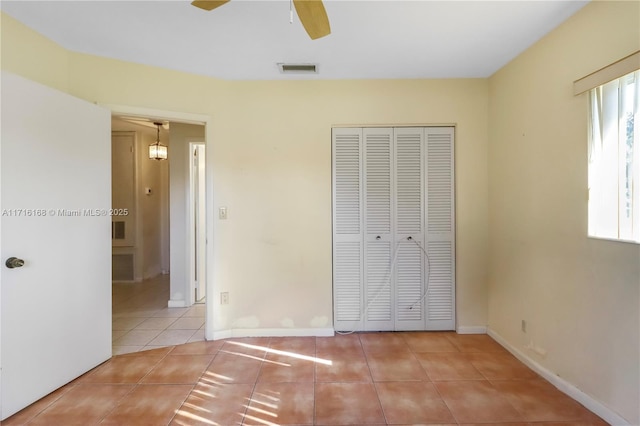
[191,0,331,40]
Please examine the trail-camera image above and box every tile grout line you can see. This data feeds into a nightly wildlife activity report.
[17,385,75,426]
[429,378,461,425]
[358,334,391,426]
[163,351,209,426]
[403,334,460,425]
[112,277,204,355]
[111,342,176,425]
[113,309,205,354]
[115,343,214,426]
[91,382,139,426]
[241,337,271,426]
[312,337,317,426]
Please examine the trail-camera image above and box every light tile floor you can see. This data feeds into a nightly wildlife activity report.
[3,333,608,425]
[112,274,205,355]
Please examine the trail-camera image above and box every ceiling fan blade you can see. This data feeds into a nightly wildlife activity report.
[292,0,331,40]
[191,0,230,11]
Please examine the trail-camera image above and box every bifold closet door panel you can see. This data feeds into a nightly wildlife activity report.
[332,128,364,332]
[394,128,427,330]
[425,127,456,330]
[363,128,394,331]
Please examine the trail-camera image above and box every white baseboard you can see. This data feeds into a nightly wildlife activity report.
[487,328,630,426]
[211,328,335,341]
[167,299,187,308]
[211,329,232,340]
[456,325,487,334]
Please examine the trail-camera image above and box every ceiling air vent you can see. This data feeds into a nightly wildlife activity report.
[278,63,318,74]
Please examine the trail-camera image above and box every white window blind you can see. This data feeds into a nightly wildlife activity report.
[588,70,640,242]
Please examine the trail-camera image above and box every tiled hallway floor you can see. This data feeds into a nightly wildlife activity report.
[3,332,608,425]
[112,275,205,355]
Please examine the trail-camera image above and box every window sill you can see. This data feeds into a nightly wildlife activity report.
[587,235,640,245]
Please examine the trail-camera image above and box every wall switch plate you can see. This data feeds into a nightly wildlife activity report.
[220,292,229,305]
[219,207,228,220]
[521,320,527,332]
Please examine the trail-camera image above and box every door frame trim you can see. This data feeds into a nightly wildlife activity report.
[189,141,206,305]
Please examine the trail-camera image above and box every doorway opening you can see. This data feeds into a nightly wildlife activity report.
[111,117,169,284]
[110,114,208,354]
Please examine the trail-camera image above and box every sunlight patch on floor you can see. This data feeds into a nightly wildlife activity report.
[244,404,278,418]
[173,408,219,426]
[242,413,280,426]
[251,392,279,408]
[218,349,291,366]
[226,341,333,365]
[199,371,233,385]
[180,401,211,415]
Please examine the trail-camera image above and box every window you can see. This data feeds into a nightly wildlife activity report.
[588,70,640,242]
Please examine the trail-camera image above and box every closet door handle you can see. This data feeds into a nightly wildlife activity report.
[375,236,381,240]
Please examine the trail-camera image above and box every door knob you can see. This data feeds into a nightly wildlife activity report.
[5,257,25,269]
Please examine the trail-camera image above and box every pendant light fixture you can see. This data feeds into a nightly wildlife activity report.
[149,122,168,160]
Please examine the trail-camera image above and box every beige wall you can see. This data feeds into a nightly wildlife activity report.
[215,79,489,330]
[488,1,640,423]
[57,52,490,330]
[1,12,489,331]
[0,13,69,92]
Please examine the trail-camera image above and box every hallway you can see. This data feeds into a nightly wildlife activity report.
[112,275,205,355]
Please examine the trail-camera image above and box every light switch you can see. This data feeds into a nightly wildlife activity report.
[219,207,228,220]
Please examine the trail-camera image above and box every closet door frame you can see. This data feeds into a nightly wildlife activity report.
[332,126,455,332]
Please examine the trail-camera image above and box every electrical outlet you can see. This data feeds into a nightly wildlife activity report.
[521,320,527,333]
[220,292,229,305]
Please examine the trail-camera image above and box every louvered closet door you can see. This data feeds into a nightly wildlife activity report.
[332,126,455,333]
[332,128,364,332]
[363,128,394,331]
[425,127,455,330]
[394,128,426,330]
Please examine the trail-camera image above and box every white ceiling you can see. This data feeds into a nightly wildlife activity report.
[1,0,589,80]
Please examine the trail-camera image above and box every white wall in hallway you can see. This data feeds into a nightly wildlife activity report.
[169,122,205,306]
[112,118,169,280]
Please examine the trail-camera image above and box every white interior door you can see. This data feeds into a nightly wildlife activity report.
[0,72,112,420]
[190,143,206,303]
